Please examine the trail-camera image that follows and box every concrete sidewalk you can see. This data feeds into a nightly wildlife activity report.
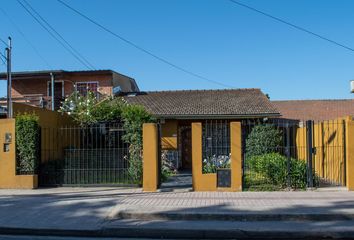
[0,187,354,239]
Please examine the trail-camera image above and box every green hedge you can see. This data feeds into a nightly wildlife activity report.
[245,125,282,157]
[15,113,40,174]
[247,153,314,190]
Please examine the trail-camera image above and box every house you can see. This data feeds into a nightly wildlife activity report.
[0,69,139,110]
[0,106,6,119]
[272,99,354,122]
[124,88,280,170]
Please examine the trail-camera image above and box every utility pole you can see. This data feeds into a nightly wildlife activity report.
[6,37,12,118]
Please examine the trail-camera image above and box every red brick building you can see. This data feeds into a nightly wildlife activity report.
[0,69,139,110]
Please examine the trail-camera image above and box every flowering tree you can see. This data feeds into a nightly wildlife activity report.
[59,91,98,125]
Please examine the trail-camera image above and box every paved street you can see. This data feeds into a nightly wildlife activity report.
[0,236,158,240]
[0,187,354,238]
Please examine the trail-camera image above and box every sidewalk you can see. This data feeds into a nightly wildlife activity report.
[0,187,354,239]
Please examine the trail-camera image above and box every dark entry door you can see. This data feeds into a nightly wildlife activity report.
[48,82,63,110]
[181,126,192,169]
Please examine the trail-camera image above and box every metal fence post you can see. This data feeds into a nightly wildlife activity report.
[306,120,314,188]
[286,124,291,189]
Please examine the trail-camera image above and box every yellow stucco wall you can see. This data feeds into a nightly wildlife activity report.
[13,103,76,164]
[0,119,38,189]
[0,103,76,189]
[346,117,354,190]
[161,120,178,150]
[191,122,242,192]
[143,123,159,192]
[13,102,74,128]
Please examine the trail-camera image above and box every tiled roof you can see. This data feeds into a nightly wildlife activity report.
[272,99,354,122]
[124,89,279,118]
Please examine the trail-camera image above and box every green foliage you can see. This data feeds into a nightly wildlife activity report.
[161,150,175,182]
[15,113,40,174]
[246,125,282,157]
[246,153,315,190]
[60,92,154,185]
[59,91,98,125]
[122,105,155,184]
[90,97,125,122]
[202,155,231,174]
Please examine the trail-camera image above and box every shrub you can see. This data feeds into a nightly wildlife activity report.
[122,105,155,184]
[15,113,40,174]
[248,153,287,187]
[161,150,176,182]
[245,125,282,157]
[247,153,312,190]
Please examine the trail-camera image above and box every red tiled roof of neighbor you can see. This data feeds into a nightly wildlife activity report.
[272,99,354,122]
[124,88,280,119]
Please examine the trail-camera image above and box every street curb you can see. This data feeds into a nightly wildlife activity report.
[114,211,354,222]
[1,225,354,239]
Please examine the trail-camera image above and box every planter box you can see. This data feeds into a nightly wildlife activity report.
[217,168,231,188]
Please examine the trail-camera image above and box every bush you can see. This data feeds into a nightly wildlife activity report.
[246,125,282,157]
[15,113,40,174]
[247,153,311,190]
[122,105,155,184]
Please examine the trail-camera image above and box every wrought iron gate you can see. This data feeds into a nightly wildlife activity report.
[242,118,346,191]
[39,122,133,186]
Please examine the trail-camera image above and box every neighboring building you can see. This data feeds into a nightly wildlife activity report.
[124,88,280,170]
[0,106,6,119]
[0,69,139,110]
[272,99,354,122]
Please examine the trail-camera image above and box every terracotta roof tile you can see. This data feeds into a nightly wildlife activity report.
[272,99,354,122]
[124,89,279,118]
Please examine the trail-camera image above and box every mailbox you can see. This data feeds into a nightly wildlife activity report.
[217,169,231,188]
[5,133,12,143]
[3,133,12,153]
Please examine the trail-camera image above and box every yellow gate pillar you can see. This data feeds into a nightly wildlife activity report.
[346,117,354,190]
[142,123,158,192]
[230,121,242,191]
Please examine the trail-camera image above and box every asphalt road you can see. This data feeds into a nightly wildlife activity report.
[0,236,162,240]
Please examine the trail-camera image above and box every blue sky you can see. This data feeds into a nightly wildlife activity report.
[1,0,354,100]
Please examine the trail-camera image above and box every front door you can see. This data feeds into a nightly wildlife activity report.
[181,126,192,169]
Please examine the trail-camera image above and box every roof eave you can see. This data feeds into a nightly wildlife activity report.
[153,113,281,120]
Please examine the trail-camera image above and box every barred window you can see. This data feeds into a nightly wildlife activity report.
[76,82,98,97]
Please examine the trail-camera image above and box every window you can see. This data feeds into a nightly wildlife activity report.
[76,82,98,97]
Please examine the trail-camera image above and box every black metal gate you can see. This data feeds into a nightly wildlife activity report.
[39,122,133,186]
[242,118,346,191]
[242,119,314,191]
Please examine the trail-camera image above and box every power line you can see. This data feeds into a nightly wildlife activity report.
[56,0,233,88]
[0,50,6,65]
[228,0,354,53]
[0,6,52,68]
[0,38,7,47]
[17,0,93,69]
[22,0,95,69]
